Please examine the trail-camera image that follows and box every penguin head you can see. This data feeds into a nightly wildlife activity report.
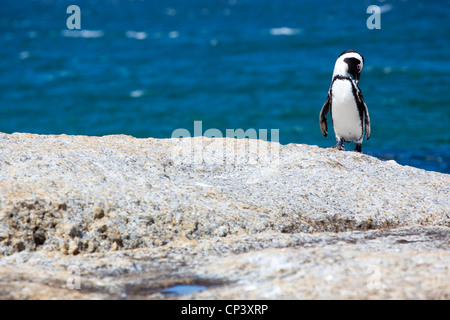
[333,50,364,84]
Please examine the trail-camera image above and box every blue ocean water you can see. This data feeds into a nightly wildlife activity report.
[0,0,449,173]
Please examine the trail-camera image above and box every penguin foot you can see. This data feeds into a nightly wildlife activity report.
[331,138,345,151]
[353,143,362,153]
[332,144,345,151]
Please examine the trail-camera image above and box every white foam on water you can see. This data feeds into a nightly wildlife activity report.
[125,31,148,40]
[168,31,179,38]
[61,30,104,38]
[18,51,30,60]
[166,7,177,16]
[27,31,38,38]
[380,4,393,14]
[269,27,301,36]
[130,90,144,98]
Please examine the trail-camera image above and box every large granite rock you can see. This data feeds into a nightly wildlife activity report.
[0,133,448,299]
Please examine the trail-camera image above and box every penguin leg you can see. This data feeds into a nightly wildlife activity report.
[332,137,345,151]
[353,136,363,152]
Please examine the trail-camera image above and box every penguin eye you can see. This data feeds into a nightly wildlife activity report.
[357,64,362,72]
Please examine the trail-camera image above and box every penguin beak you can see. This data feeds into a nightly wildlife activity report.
[353,71,360,84]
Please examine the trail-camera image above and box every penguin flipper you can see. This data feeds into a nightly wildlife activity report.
[364,103,371,140]
[319,94,331,137]
[358,91,371,140]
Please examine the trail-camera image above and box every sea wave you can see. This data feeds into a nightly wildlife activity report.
[61,30,105,38]
[269,27,301,36]
[125,31,148,40]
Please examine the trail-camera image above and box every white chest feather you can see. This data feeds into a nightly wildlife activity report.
[331,80,363,142]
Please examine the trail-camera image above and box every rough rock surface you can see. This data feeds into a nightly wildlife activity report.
[0,133,448,299]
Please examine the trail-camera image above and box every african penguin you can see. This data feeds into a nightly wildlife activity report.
[319,50,371,152]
